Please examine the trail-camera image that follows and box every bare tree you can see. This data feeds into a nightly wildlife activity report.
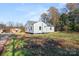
[66,3,78,11]
[40,13,49,24]
[48,7,60,31]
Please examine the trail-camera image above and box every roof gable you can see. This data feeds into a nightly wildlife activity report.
[26,21,54,27]
[27,21,37,25]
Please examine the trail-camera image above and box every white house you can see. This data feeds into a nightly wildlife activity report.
[25,21,54,34]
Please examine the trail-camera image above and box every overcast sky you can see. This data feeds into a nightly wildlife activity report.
[0,3,66,25]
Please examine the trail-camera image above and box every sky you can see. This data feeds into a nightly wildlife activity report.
[0,3,66,25]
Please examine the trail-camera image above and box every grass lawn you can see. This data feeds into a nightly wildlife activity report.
[32,32,79,41]
[1,32,79,56]
[14,32,26,35]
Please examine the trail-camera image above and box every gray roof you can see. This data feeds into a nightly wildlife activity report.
[27,21,37,25]
[26,21,54,27]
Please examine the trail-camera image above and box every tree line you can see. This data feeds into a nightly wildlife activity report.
[40,3,79,32]
[0,22,25,32]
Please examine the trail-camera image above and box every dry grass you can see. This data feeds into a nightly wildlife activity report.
[31,32,79,49]
[32,32,79,41]
[2,32,79,56]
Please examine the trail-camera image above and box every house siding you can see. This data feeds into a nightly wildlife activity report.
[34,22,46,33]
[45,27,54,33]
[25,23,34,33]
[25,21,54,34]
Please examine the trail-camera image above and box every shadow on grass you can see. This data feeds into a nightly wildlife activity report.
[20,39,79,56]
[2,36,79,56]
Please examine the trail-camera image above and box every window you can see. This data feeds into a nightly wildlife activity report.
[31,27,32,30]
[50,27,52,30]
[29,27,32,31]
[39,26,41,30]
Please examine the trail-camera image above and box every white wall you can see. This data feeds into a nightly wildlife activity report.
[25,21,54,34]
[45,27,54,33]
[25,23,34,33]
[33,22,47,33]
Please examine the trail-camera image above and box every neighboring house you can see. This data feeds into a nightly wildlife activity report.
[10,27,21,33]
[0,24,6,33]
[25,21,54,34]
[0,29,3,33]
[0,23,22,33]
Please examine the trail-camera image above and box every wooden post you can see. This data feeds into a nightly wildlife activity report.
[12,37,16,56]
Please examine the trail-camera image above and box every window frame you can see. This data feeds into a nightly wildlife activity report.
[39,26,42,30]
[50,27,52,30]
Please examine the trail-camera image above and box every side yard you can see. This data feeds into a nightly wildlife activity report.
[1,32,79,56]
[32,32,79,40]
